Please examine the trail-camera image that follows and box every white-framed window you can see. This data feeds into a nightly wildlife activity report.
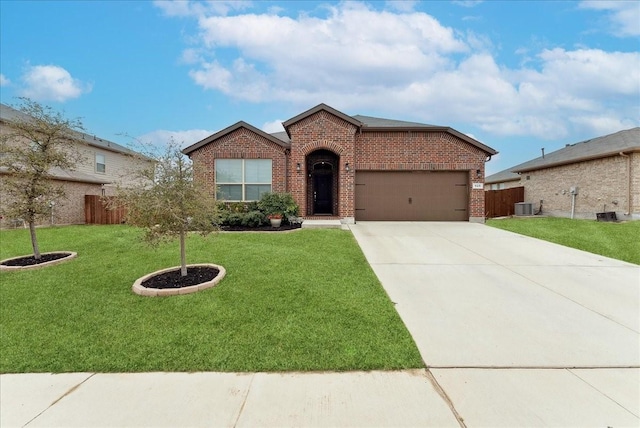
[215,159,272,201]
[95,153,106,173]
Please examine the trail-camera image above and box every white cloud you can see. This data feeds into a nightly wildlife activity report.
[187,1,466,109]
[569,114,637,137]
[262,120,285,134]
[189,61,233,92]
[137,129,215,149]
[20,65,91,102]
[385,1,418,13]
[159,1,640,140]
[179,48,204,64]
[154,0,252,17]
[0,74,10,86]
[580,1,640,37]
[452,1,484,8]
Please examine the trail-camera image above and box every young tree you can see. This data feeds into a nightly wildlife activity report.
[0,98,84,259]
[112,142,218,277]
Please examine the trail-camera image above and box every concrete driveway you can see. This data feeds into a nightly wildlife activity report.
[350,221,640,426]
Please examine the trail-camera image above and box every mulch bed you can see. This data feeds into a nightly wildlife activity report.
[141,266,220,289]
[221,223,302,232]
[1,252,73,267]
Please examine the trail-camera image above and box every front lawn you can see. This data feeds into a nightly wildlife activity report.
[487,217,640,265]
[0,225,423,373]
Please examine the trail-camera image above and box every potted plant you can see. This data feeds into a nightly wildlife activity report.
[258,193,299,228]
[267,213,282,227]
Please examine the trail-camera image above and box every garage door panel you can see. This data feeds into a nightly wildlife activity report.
[355,171,468,221]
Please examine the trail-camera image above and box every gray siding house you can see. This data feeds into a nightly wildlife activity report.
[0,103,148,226]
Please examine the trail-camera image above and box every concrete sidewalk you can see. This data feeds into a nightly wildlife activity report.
[1,370,460,427]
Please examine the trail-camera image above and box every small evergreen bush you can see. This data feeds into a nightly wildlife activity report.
[216,193,299,227]
[242,210,267,227]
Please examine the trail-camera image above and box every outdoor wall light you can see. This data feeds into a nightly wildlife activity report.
[296,163,301,172]
[476,169,481,178]
[345,163,350,172]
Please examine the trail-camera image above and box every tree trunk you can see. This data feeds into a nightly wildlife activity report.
[29,221,41,260]
[179,229,187,277]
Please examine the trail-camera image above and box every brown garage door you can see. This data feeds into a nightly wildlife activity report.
[355,171,469,221]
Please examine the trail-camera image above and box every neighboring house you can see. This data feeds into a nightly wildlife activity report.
[183,103,497,223]
[484,169,521,190]
[0,103,147,226]
[485,127,640,220]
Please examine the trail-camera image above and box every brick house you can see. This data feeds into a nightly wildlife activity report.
[0,103,148,226]
[183,104,497,223]
[485,127,640,220]
[484,169,521,191]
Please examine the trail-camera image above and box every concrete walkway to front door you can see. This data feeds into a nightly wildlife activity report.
[349,221,640,426]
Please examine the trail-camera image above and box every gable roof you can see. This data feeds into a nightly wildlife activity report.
[182,121,290,155]
[282,103,363,135]
[181,103,497,157]
[512,127,640,173]
[281,104,497,155]
[0,103,140,157]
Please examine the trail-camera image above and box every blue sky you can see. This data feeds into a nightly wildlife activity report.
[1,0,638,175]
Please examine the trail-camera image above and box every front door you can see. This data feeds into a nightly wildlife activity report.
[306,149,339,216]
[313,170,333,214]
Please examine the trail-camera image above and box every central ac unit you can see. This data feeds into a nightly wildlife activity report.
[515,202,533,216]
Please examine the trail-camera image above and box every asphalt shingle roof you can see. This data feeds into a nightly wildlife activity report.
[0,103,139,157]
[353,115,438,128]
[484,169,521,184]
[485,127,640,183]
[512,127,639,173]
[186,103,497,156]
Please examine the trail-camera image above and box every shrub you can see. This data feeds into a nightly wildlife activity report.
[216,194,299,227]
[258,193,299,223]
[242,211,267,227]
[225,212,245,227]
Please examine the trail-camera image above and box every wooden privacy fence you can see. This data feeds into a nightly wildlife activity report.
[485,187,525,218]
[84,195,126,225]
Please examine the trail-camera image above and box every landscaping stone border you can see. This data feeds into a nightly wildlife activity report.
[0,252,77,271]
[132,263,226,297]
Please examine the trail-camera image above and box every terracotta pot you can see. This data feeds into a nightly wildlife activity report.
[270,218,282,227]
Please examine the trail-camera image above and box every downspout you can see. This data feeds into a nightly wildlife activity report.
[620,152,631,216]
[570,192,576,219]
[284,149,290,192]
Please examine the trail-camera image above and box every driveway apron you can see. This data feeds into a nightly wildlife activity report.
[350,221,640,426]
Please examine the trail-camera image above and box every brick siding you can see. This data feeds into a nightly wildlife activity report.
[0,179,111,227]
[187,108,491,221]
[522,152,640,220]
[0,121,149,228]
[287,111,358,218]
[189,127,289,198]
[355,130,488,219]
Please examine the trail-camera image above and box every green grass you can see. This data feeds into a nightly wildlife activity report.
[0,225,423,373]
[487,217,640,265]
